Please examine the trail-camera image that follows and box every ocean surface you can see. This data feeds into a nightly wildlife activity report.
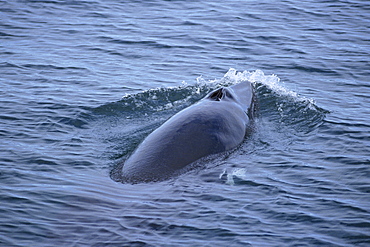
[1,0,369,246]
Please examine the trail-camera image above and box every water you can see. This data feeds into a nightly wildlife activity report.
[1,0,369,246]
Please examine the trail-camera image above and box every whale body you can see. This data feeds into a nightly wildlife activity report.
[121,81,257,183]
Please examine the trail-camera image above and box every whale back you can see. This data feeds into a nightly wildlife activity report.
[121,81,256,183]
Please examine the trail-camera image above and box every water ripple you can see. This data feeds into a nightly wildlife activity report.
[1,0,369,246]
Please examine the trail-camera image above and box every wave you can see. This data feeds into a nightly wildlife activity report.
[93,68,326,115]
[223,69,328,133]
[89,68,327,151]
[85,69,328,181]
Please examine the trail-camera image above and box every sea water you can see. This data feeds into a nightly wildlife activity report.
[1,1,369,246]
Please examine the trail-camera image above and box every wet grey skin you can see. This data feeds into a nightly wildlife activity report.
[121,81,257,183]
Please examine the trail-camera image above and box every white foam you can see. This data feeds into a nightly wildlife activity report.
[220,167,249,185]
[224,68,293,96]
[221,68,318,109]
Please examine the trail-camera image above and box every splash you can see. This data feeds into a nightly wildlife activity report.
[214,68,328,133]
[221,68,301,100]
[221,68,328,114]
[219,167,249,185]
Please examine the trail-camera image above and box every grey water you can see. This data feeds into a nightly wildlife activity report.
[1,0,369,246]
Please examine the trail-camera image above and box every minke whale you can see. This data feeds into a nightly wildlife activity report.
[121,81,257,183]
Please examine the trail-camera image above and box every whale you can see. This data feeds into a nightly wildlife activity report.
[121,80,257,183]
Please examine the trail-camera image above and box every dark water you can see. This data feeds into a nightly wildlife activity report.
[1,0,369,246]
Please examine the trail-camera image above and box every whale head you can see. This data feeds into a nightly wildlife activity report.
[206,81,257,119]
